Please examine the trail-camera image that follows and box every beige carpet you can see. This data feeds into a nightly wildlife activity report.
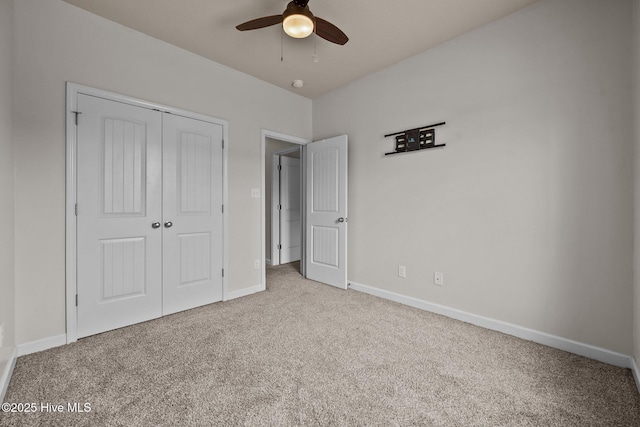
[2,262,639,426]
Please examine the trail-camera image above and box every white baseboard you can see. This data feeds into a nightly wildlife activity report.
[348,281,634,369]
[631,357,640,395]
[17,334,67,357]
[0,347,17,403]
[224,284,265,301]
[265,259,272,266]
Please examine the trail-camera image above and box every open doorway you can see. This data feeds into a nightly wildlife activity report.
[261,131,309,288]
[270,146,302,266]
[261,131,348,290]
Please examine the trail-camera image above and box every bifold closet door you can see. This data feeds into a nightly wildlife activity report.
[76,94,163,338]
[162,114,224,315]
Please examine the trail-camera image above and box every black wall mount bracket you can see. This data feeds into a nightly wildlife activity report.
[384,121,446,156]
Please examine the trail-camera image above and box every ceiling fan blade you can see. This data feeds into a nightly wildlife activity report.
[315,17,348,45]
[236,15,283,31]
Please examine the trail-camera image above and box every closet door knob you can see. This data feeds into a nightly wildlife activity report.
[164,221,173,228]
[151,222,161,229]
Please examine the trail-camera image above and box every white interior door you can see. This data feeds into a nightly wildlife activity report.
[279,155,301,264]
[162,114,224,315]
[305,135,348,289]
[76,94,163,338]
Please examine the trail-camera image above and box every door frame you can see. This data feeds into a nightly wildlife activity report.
[65,82,229,343]
[261,130,310,287]
[271,146,302,266]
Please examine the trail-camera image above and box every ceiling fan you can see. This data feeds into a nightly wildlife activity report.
[236,0,349,45]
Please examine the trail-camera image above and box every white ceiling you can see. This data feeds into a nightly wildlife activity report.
[62,0,541,99]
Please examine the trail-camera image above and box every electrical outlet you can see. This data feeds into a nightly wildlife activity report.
[251,188,260,198]
[398,265,406,278]
[434,272,443,286]
[254,259,260,270]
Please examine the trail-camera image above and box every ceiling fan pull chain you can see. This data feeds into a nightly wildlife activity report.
[312,31,319,63]
[281,28,284,62]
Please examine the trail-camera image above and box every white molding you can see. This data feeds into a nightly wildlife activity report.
[223,284,265,302]
[0,334,67,399]
[65,82,229,343]
[221,108,230,308]
[17,334,67,357]
[348,281,634,369]
[631,357,640,395]
[0,347,17,403]
[265,259,272,266]
[65,83,78,343]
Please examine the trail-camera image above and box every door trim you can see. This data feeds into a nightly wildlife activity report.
[260,130,309,287]
[65,82,229,343]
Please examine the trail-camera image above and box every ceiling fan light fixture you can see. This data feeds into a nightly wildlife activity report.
[283,13,314,38]
[237,0,348,46]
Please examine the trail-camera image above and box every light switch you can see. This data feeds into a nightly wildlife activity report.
[398,265,406,278]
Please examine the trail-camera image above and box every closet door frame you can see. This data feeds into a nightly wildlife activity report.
[65,82,229,344]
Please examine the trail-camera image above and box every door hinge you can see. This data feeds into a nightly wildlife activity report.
[222,268,224,277]
[278,244,282,250]
[221,204,224,213]
[222,140,224,150]
[72,111,82,126]
[278,204,282,210]
[74,203,78,216]
[75,294,78,306]
[278,164,282,171]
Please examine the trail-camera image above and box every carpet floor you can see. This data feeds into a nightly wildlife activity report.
[2,262,640,426]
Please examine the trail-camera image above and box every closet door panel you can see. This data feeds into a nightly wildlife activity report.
[162,114,224,315]
[76,94,163,338]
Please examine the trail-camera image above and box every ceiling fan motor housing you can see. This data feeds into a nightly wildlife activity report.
[292,0,311,8]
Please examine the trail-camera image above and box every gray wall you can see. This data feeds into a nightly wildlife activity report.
[5,0,639,363]
[313,0,634,354]
[0,0,15,383]
[12,0,312,345]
